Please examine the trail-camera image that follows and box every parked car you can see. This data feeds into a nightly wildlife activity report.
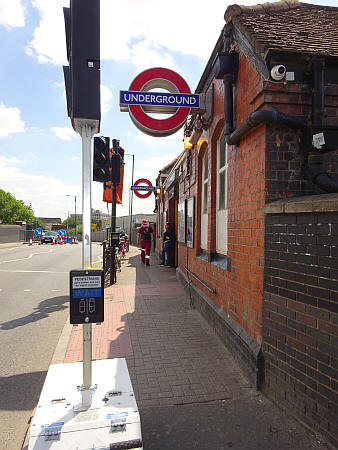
[41,231,60,244]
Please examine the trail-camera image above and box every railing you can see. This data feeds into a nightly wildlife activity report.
[102,240,119,286]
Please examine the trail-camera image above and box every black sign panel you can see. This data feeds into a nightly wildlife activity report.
[69,269,104,324]
[110,232,120,247]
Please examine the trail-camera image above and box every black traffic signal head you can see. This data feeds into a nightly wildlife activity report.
[110,138,123,185]
[63,0,100,133]
[93,136,110,182]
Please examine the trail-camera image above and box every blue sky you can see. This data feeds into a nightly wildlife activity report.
[0,0,336,221]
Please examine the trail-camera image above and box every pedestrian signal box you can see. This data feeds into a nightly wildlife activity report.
[69,269,104,324]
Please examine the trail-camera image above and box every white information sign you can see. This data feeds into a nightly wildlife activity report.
[72,276,101,289]
[312,132,325,149]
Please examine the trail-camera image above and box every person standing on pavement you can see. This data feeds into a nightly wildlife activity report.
[137,219,153,266]
[160,222,174,266]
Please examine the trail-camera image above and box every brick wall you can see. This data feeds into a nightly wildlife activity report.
[263,198,338,447]
[174,52,267,382]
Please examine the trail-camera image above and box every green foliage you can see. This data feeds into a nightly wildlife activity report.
[33,218,46,229]
[62,217,77,228]
[0,189,35,224]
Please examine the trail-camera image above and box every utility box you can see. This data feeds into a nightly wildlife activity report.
[28,359,143,449]
[70,269,104,324]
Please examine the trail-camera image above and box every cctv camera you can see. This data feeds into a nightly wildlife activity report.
[271,65,286,81]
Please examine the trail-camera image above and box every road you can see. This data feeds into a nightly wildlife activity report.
[0,242,103,450]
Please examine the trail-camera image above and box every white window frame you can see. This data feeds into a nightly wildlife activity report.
[201,150,208,250]
[216,129,228,254]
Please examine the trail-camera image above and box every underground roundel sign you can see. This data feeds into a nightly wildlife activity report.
[120,67,200,137]
[132,178,154,199]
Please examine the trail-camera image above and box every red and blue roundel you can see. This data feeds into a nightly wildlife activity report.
[120,68,198,137]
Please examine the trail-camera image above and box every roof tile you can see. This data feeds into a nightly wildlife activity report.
[225,1,338,57]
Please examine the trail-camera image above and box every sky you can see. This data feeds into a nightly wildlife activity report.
[0,0,336,222]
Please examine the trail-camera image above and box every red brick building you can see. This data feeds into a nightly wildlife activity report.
[155,0,338,445]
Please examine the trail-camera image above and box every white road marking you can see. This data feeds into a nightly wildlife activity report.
[0,249,53,265]
[0,270,69,274]
[51,289,59,292]
[23,289,31,292]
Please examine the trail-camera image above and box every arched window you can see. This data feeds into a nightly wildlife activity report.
[200,148,208,250]
[216,129,228,254]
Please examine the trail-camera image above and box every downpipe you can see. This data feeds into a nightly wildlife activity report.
[226,110,306,145]
[306,57,338,193]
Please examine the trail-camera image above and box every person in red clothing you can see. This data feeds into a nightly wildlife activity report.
[137,219,154,266]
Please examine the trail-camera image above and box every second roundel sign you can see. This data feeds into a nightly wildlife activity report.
[132,178,153,199]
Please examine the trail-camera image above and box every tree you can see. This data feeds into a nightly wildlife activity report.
[33,218,46,229]
[0,189,35,224]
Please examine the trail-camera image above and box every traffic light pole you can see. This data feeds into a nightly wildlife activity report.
[110,184,116,285]
[81,124,94,408]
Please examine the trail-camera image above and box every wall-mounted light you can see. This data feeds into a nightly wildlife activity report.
[189,129,203,145]
[184,136,193,150]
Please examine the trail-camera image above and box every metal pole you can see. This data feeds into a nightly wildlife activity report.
[74,196,77,238]
[111,185,116,232]
[110,185,116,285]
[129,154,134,244]
[81,124,94,408]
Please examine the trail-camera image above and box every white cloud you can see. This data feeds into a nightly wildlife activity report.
[139,154,178,174]
[101,84,113,114]
[0,0,25,28]
[26,0,69,65]
[0,155,81,219]
[129,40,177,72]
[136,130,183,146]
[51,125,77,140]
[0,103,25,138]
[27,0,267,67]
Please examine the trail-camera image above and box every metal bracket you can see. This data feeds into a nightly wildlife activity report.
[42,426,62,441]
[77,383,97,392]
[110,417,127,433]
[199,85,214,128]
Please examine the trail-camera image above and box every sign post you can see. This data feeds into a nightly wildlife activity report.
[80,124,95,408]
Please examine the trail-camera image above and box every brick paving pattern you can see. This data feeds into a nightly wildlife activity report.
[64,247,255,408]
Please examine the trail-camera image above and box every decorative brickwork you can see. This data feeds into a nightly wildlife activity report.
[263,206,338,447]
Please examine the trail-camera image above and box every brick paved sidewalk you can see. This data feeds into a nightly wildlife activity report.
[64,246,253,408]
[62,246,329,449]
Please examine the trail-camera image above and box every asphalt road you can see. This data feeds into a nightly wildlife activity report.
[0,242,103,450]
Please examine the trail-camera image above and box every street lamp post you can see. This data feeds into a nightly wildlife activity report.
[125,153,135,244]
[66,194,77,237]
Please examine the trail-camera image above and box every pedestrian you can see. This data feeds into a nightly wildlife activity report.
[137,219,153,266]
[160,222,174,266]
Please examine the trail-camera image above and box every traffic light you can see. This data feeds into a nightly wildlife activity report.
[93,137,110,182]
[111,154,121,185]
[63,0,100,133]
[155,187,161,195]
[111,139,123,185]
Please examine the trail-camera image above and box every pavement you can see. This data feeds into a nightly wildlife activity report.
[26,245,333,449]
[0,242,25,249]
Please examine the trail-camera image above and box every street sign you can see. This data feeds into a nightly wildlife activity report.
[131,186,155,191]
[133,178,153,199]
[120,67,197,137]
[70,270,104,324]
[34,228,43,236]
[120,91,199,110]
[58,229,66,236]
